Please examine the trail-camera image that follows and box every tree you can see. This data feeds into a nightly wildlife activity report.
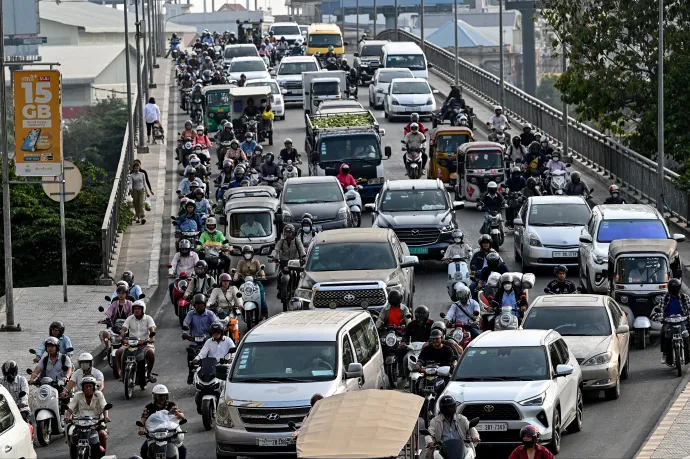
[540,0,690,182]
[536,73,561,106]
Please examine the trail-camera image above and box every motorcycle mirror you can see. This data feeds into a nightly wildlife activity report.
[167,263,172,268]
[236,292,243,298]
[105,295,113,302]
[136,421,145,427]
[468,417,481,428]
[29,349,36,355]
[228,347,238,354]
[590,188,595,193]
[566,163,571,167]
[139,294,146,299]
[419,429,431,436]
[65,347,74,353]
[181,325,190,331]
[406,314,412,319]
[18,391,26,398]
[98,306,105,312]
[439,312,446,318]
[104,403,113,411]
[149,332,156,338]
[179,418,188,425]
[26,368,32,374]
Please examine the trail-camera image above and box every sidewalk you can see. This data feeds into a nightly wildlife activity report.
[637,382,690,458]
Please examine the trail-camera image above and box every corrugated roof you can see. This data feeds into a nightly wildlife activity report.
[39,0,196,33]
[426,20,498,48]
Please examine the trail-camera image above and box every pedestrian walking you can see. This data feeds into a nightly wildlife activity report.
[144,97,162,144]
[130,161,154,224]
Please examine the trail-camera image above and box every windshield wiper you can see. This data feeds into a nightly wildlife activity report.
[455,377,511,381]
[235,377,311,383]
[548,223,582,227]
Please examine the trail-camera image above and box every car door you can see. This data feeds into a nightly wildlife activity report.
[349,318,383,389]
[516,201,529,255]
[341,332,361,391]
[392,234,413,299]
[555,338,578,419]
[0,394,28,459]
[580,214,596,274]
[607,300,630,373]
[548,341,571,417]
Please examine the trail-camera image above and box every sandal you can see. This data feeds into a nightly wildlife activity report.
[147,375,157,383]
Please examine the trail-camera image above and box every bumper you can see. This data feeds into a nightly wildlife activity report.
[272,104,285,117]
[587,262,608,293]
[521,245,579,268]
[457,402,556,446]
[281,90,303,103]
[408,241,452,260]
[390,104,435,117]
[580,363,619,390]
[216,426,296,457]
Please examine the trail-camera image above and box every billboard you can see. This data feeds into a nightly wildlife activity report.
[13,70,63,177]
[2,0,41,61]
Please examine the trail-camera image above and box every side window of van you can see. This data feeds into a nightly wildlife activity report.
[342,335,354,369]
[0,395,14,434]
[350,318,379,365]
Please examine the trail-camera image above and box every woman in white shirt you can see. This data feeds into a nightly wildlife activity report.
[144,97,162,144]
[130,161,150,224]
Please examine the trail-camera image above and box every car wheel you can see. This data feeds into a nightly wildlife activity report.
[568,389,584,433]
[384,106,388,119]
[520,245,531,272]
[621,351,630,380]
[369,93,374,107]
[604,368,621,400]
[549,409,561,454]
[636,328,647,350]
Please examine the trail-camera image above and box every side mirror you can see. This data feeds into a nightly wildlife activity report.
[364,203,376,212]
[104,403,113,411]
[616,324,630,334]
[65,347,74,353]
[453,201,464,210]
[18,391,26,399]
[380,129,386,137]
[513,218,524,227]
[98,306,104,312]
[673,234,686,242]
[432,89,440,95]
[179,418,188,425]
[353,52,360,57]
[428,63,434,69]
[345,362,363,379]
[148,333,155,338]
[236,292,243,298]
[401,255,419,268]
[385,146,392,158]
[346,194,356,201]
[555,364,574,377]
[29,349,37,355]
[181,325,190,332]
[139,294,146,299]
[228,347,238,354]
[579,234,593,244]
[468,417,480,428]
[26,369,32,375]
[566,163,572,168]
[343,41,349,46]
[420,429,431,436]
[105,296,112,302]
[281,88,287,95]
[439,312,446,318]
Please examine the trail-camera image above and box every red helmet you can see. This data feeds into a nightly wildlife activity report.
[520,425,539,440]
[609,184,620,195]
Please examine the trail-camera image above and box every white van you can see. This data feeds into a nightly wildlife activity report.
[215,310,387,457]
[380,42,431,79]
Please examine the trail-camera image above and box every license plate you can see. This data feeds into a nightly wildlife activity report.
[476,423,508,432]
[406,107,421,112]
[257,437,294,447]
[409,247,428,255]
[553,251,577,258]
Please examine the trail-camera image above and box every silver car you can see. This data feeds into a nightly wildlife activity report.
[513,196,591,270]
[522,294,630,400]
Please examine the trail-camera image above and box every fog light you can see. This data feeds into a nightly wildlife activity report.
[592,378,613,386]
[536,410,549,428]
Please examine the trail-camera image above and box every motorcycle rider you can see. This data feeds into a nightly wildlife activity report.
[439,84,464,121]
[359,32,368,43]
[177,167,197,198]
[183,260,215,300]
[207,273,243,312]
[545,265,577,294]
[280,138,301,175]
[325,57,339,71]
[425,394,480,459]
[276,36,290,53]
[63,353,105,395]
[417,329,458,370]
[178,74,194,109]
[469,234,493,273]
[243,97,261,118]
[200,55,215,73]
[166,33,181,57]
[604,184,627,204]
[336,163,357,190]
[183,294,219,383]
[505,168,527,228]
[116,271,142,300]
[324,45,336,61]
[197,217,229,271]
[224,138,247,163]
[35,321,73,362]
[192,187,211,216]
[175,201,203,245]
[30,336,73,385]
[234,245,268,318]
[298,215,318,248]
[168,239,200,303]
[540,137,555,157]
[445,284,481,338]
[508,425,555,459]
[229,165,248,188]
[404,113,427,136]
[271,225,307,309]
[520,123,535,147]
[1,361,30,422]
[544,150,568,194]
[652,278,690,365]
[487,105,509,131]
[508,135,527,164]
[101,284,133,350]
[65,376,110,455]
[192,322,236,375]
[442,230,472,262]
[211,70,224,85]
[216,123,236,164]
[260,152,283,192]
[240,132,257,157]
[290,38,304,56]
[523,141,546,178]
[193,125,212,149]
[478,181,505,234]
[564,171,590,196]
[249,144,264,170]
[403,122,428,174]
[228,32,238,44]
[523,177,542,197]
[215,160,235,201]
[375,290,411,329]
[494,273,528,321]
[404,305,433,343]
[477,251,509,288]
[139,385,187,459]
[118,301,156,383]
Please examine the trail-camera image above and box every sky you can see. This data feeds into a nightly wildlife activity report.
[183,0,287,15]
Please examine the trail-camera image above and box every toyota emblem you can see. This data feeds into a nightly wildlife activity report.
[344,293,356,303]
[411,229,420,236]
[266,413,280,421]
[483,405,495,413]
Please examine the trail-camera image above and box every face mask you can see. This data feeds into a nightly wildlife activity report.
[453,238,462,243]
[243,253,252,260]
[504,284,512,292]
[522,439,536,448]
[553,157,560,162]
[612,192,619,197]
[303,226,311,233]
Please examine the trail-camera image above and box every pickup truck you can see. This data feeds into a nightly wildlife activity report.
[302,70,348,114]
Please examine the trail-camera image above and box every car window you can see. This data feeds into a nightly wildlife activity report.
[342,335,354,368]
[587,215,596,235]
[555,339,570,364]
[607,300,623,327]
[522,306,612,336]
[597,219,667,242]
[306,242,397,271]
[350,319,378,366]
[526,203,590,226]
[0,394,14,434]
[548,342,563,373]
[391,81,431,95]
[380,189,448,212]
[520,203,528,222]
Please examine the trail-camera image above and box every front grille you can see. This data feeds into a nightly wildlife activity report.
[461,403,521,421]
[282,81,302,90]
[218,443,297,454]
[479,429,523,443]
[394,228,440,246]
[238,406,310,428]
[400,102,426,107]
[470,175,504,193]
[312,288,387,308]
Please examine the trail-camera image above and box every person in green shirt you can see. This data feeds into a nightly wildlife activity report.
[197,217,230,273]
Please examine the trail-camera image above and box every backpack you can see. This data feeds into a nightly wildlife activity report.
[41,353,69,378]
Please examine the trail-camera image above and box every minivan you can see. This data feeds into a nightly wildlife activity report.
[215,310,386,457]
[306,23,346,56]
[380,42,431,79]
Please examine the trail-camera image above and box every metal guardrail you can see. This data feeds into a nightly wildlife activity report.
[376,29,690,225]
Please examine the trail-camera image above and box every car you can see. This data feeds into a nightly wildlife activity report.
[368,68,415,109]
[245,78,285,119]
[0,384,37,459]
[225,56,270,82]
[314,99,364,115]
[513,196,592,270]
[279,176,350,231]
[215,310,387,457]
[383,77,438,121]
[298,25,309,37]
[223,44,260,67]
[366,179,464,259]
[522,294,631,400]
[268,22,302,45]
[578,204,686,293]
[441,329,583,453]
[273,55,321,104]
[353,40,389,83]
[293,228,418,311]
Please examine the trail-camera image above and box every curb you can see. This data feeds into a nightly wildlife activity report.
[635,381,690,458]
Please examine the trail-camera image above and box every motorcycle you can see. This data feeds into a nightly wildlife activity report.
[180,88,192,112]
[179,137,194,165]
[281,159,300,180]
[214,307,241,343]
[190,355,234,431]
[445,255,470,298]
[170,42,180,59]
[232,269,264,329]
[547,168,570,195]
[191,97,204,125]
[441,312,478,350]
[421,417,481,459]
[172,217,200,248]
[242,115,260,138]
[344,185,363,227]
[348,84,358,100]
[663,315,690,377]
[381,325,405,389]
[248,168,261,186]
[201,243,229,283]
[193,146,212,166]
[493,305,519,331]
[279,260,300,312]
[201,69,213,86]
[167,268,191,318]
[121,332,156,400]
[217,140,233,167]
[25,363,69,446]
[419,362,452,428]
[401,141,425,180]
[261,174,282,195]
[488,128,506,146]
[67,407,112,459]
[136,411,187,459]
[97,307,126,378]
[505,190,524,229]
[405,342,425,395]
[476,209,505,251]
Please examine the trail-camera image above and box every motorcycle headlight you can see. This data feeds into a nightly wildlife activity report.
[282,212,292,223]
[528,232,542,247]
[152,431,169,440]
[655,295,665,304]
[209,113,215,118]
[469,177,477,184]
[231,246,242,256]
[519,392,546,406]
[216,402,234,428]
[441,224,455,233]
[385,332,397,347]
[260,246,272,255]
[619,295,628,304]
[337,206,348,220]
[583,351,612,366]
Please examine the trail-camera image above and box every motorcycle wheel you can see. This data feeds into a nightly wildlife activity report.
[245,311,254,331]
[77,446,89,459]
[178,305,189,327]
[636,328,646,350]
[123,366,134,400]
[352,212,361,228]
[202,398,216,431]
[491,234,500,252]
[268,131,273,146]
[385,363,396,390]
[281,281,290,312]
[36,419,51,446]
[675,342,682,377]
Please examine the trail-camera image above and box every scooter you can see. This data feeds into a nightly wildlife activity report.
[121,332,156,400]
[477,209,505,251]
[405,342,425,395]
[661,315,690,377]
[191,354,234,431]
[191,97,204,125]
[97,307,126,378]
[232,268,264,330]
[136,411,187,459]
[25,357,70,447]
[215,307,241,343]
[67,406,112,459]
[494,305,519,331]
[261,175,283,196]
[445,255,470,298]
[401,141,425,180]
[419,363,452,429]
[547,168,570,195]
[421,417,481,459]
[281,159,300,180]
[344,185,363,227]
[179,137,195,165]
[380,325,405,390]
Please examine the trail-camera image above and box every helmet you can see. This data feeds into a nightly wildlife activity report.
[328,45,334,51]
[78,352,93,363]
[152,384,169,404]
[511,166,521,177]
[222,160,233,169]
[179,239,192,253]
[219,273,232,282]
[431,320,447,334]
[132,300,146,314]
[478,234,492,246]
[487,181,498,192]
[341,57,347,65]
[45,336,60,348]
[529,141,540,155]
[609,184,620,195]
[184,120,193,129]
[669,278,682,295]
[245,132,253,140]
[438,395,457,415]
[190,180,202,189]
[494,105,503,112]
[486,251,501,269]
[195,260,208,276]
[116,281,128,294]
[520,425,540,441]
[185,166,197,176]
[1,361,18,383]
[122,270,134,285]
[430,329,444,340]
[527,177,537,188]
[341,163,350,174]
[265,152,274,163]
[554,265,568,275]
[230,139,240,147]
[284,138,293,146]
[451,230,463,243]
[500,272,514,286]
[571,171,581,183]
[410,113,419,122]
[523,123,533,132]
[190,156,201,167]
[409,122,419,131]
[254,145,263,154]
[234,165,246,178]
[455,283,471,302]
[206,217,217,229]
[242,245,254,258]
[534,131,542,140]
[388,290,402,306]
[301,216,313,227]
[193,293,206,305]
[512,135,521,146]
[224,122,232,130]
[414,305,429,323]
[49,320,65,337]
[196,125,204,132]
[81,376,98,390]
[210,322,224,335]
[283,224,296,238]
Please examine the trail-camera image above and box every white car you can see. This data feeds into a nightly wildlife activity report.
[245,78,286,119]
[269,22,302,45]
[273,55,320,104]
[0,385,37,459]
[225,56,270,82]
[383,77,438,121]
[222,44,260,67]
[441,329,583,453]
[368,68,414,109]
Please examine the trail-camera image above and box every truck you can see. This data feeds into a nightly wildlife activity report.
[302,70,348,113]
[305,109,392,200]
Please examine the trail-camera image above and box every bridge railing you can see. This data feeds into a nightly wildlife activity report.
[376,29,689,224]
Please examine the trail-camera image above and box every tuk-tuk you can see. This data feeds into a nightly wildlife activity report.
[455,141,506,202]
[228,86,272,138]
[236,19,264,44]
[297,390,424,459]
[222,186,280,278]
[201,84,235,132]
[428,126,474,188]
[605,239,683,349]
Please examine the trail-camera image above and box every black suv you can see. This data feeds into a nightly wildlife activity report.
[365,179,464,259]
[353,40,389,83]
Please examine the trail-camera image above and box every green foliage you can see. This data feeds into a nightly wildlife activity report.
[536,74,561,106]
[2,94,14,151]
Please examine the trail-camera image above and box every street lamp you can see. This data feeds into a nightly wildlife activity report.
[657,0,665,213]
[454,0,458,85]
[499,0,504,108]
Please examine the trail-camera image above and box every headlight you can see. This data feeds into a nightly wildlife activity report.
[337,206,348,220]
[231,246,241,256]
[583,351,612,366]
[469,177,477,184]
[260,246,272,255]
[274,99,282,105]
[385,332,397,347]
[528,232,542,247]
[368,177,384,185]
[152,431,169,440]
[392,97,400,105]
[387,284,403,296]
[593,254,607,265]
[427,97,434,105]
[519,392,546,406]
[216,402,234,428]
[360,62,369,67]
[296,288,313,301]
[619,295,628,304]
[441,224,454,233]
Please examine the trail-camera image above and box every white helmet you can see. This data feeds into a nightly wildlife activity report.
[81,376,98,389]
[494,105,503,112]
[78,352,93,362]
[152,384,169,395]
[132,299,146,314]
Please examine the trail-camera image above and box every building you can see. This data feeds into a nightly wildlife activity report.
[163,9,270,35]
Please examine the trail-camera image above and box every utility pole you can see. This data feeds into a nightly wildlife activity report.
[394,0,398,38]
[562,45,568,158]
[454,0,458,85]
[124,2,136,167]
[499,0,505,108]
[657,0,665,213]
[373,0,377,37]
[356,0,359,41]
[420,0,424,56]
[134,0,148,152]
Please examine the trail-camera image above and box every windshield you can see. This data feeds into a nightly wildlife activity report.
[229,60,265,72]
[522,307,612,336]
[361,44,384,57]
[455,346,549,381]
[380,189,448,212]
[528,203,590,226]
[283,182,343,204]
[206,92,229,107]
[306,242,397,271]
[435,134,470,152]
[379,71,414,83]
[308,34,343,47]
[313,81,340,95]
[224,47,258,59]
[231,342,337,382]
[228,212,272,238]
[392,81,430,95]
[271,25,301,36]
[597,219,667,243]
[279,62,318,75]
[318,134,381,162]
[466,151,502,169]
[616,256,669,284]
[386,54,426,70]
[246,81,279,94]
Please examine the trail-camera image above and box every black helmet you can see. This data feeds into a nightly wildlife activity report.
[430,329,444,340]
[571,171,581,183]
[529,141,540,155]
[486,251,501,269]
[512,135,521,146]
[669,278,682,296]
[195,260,208,276]
[242,245,254,257]
[527,177,537,188]
[210,322,224,335]
[554,265,568,275]
[478,234,492,246]
[431,320,447,334]
[1,360,18,383]
[388,290,402,306]
[49,321,65,337]
[122,270,134,285]
[511,167,521,178]
[414,305,429,323]
[193,293,206,305]
[438,394,457,415]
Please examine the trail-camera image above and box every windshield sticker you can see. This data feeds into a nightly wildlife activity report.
[385,194,392,200]
[422,204,445,211]
[238,364,246,369]
[286,368,293,374]
[321,143,327,155]
[466,350,475,357]
[312,370,334,376]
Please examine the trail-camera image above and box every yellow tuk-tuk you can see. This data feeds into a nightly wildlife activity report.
[428,126,474,187]
[297,390,424,459]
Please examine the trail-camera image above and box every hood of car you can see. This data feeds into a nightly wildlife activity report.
[391,93,431,105]
[282,202,344,222]
[227,380,337,405]
[561,335,612,360]
[376,210,452,228]
[375,83,390,93]
[228,71,270,81]
[530,225,584,246]
[445,380,553,404]
[277,74,303,83]
[303,269,398,288]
